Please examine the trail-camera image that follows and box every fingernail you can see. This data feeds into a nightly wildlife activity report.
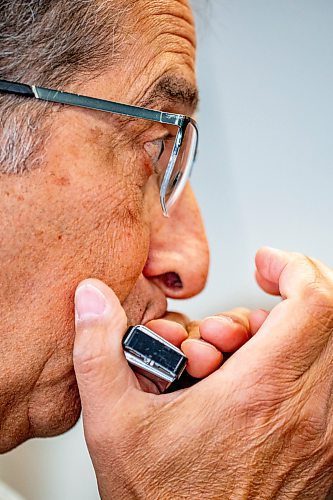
[182,338,219,352]
[75,284,107,321]
[262,246,286,256]
[204,316,234,326]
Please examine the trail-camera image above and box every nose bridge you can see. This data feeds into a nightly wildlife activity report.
[144,185,210,299]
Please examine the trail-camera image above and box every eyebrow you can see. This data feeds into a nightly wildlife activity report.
[138,75,199,114]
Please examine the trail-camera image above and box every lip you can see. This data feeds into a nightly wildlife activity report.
[122,274,168,326]
[141,293,168,325]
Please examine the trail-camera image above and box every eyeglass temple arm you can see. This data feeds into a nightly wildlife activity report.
[0,80,35,98]
[0,79,184,127]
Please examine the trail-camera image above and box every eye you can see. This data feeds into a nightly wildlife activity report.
[143,133,176,181]
[143,138,165,164]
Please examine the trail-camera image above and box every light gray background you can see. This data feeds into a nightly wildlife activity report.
[1,1,333,498]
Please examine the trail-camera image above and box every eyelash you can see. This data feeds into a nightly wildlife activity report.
[157,139,165,161]
[144,133,174,176]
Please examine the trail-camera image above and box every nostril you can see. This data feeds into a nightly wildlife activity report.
[161,272,183,290]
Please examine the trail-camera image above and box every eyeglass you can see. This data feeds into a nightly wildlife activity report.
[0,79,198,217]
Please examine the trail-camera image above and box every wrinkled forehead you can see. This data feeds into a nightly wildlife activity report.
[114,0,198,115]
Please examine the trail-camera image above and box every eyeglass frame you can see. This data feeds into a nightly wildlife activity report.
[0,79,199,217]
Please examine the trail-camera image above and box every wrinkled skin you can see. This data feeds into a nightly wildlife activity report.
[2,2,333,499]
[74,248,333,499]
[0,0,210,451]
[1,0,262,454]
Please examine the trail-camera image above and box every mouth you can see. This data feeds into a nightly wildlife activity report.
[122,274,168,326]
[141,294,168,325]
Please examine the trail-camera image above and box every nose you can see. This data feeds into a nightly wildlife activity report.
[143,184,210,299]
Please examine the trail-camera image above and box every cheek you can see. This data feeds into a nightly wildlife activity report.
[51,173,151,302]
[1,151,152,339]
[0,115,155,439]
[48,123,153,298]
[87,155,152,297]
[1,108,157,376]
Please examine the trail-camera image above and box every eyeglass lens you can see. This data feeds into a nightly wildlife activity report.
[157,122,198,213]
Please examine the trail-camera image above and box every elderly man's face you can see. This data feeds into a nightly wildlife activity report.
[0,0,209,451]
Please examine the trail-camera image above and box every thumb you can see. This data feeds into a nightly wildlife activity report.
[245,247,333,373]
[255,246,321,299]
[73,278,137,422]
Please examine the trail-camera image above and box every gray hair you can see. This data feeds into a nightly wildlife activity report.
[0,0,131,174]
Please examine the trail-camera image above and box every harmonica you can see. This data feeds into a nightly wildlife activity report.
[123,325,187,392]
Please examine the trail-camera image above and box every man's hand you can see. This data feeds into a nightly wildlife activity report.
[146,308,269,378]
[73,247,333,499]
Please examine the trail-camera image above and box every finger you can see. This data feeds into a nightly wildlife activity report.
[145,319,188,347]
[199,308,253,352]
[246,248,333,372]
[249,309,269,335]
[200,315,250,352]
[73,279,139,422]
[186,320,201,339]
[183,320,223,378]
[161,311,190,329]
[181,339,223,378]
[255,270,280,296]
[223,307,251,328]
[255,247,329,299]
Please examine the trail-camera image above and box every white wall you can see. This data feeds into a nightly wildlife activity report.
[1,1,333,498]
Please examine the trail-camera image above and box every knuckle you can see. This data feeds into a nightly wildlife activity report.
[312,282,333,306]
[288,253,325,285]
[227,308,251,326]
[73,348,107,376]
[186,320,200,338]
[303,280,333,323]
[297,256,333,313]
